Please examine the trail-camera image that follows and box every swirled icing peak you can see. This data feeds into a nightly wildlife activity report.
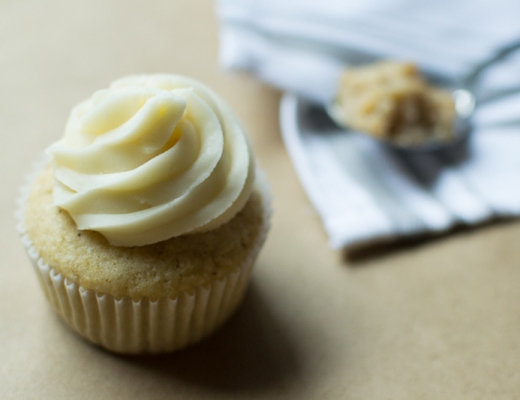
[47,74,255,247]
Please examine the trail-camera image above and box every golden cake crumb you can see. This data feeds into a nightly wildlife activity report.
[336,61,456,145]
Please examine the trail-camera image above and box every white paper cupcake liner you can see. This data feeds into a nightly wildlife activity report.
[20,238,254,353]
[17,161,272,354]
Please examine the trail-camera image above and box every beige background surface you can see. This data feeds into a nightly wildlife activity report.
[2,1,520,398]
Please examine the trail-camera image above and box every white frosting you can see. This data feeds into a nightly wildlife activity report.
[47,74,255,246]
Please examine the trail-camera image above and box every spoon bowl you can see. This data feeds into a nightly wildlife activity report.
[327,84,474,153]
[326,39,520,153]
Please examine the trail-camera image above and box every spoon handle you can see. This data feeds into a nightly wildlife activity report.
[464,38,520,89]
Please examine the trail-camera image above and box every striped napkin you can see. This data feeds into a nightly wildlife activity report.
[217,0,520,249]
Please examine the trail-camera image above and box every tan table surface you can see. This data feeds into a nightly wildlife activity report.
[2,1,520,398]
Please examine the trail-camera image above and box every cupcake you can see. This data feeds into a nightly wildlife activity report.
[18,74,271,353]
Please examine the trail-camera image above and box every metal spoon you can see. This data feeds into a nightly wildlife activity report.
[327,39,520,153]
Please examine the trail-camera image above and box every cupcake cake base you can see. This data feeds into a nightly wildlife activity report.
[19,164,271,354]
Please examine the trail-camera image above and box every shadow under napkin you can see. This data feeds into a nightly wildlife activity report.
[342,217,517,263]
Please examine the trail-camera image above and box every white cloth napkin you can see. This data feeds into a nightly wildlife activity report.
[217,0,520,249]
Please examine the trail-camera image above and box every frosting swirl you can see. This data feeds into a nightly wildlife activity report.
[47,74,255,247]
